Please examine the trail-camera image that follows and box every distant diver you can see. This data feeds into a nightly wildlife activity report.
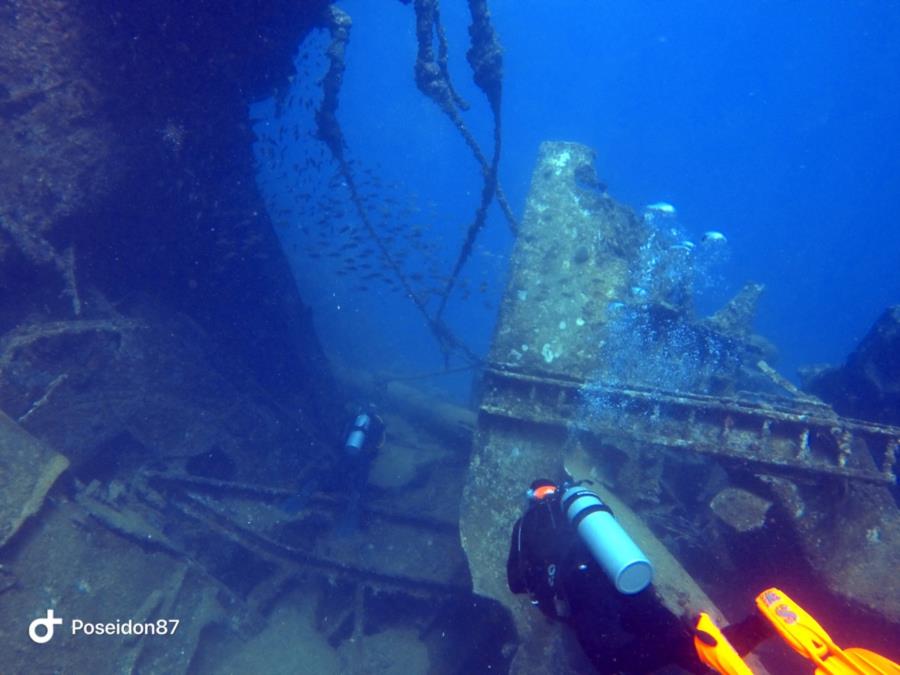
[507,478,900,674]
[280,406,385,531]
[333,406,386,532]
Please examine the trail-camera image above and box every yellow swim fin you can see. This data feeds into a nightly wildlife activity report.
[755,587,900,675]
[694,611,754,675]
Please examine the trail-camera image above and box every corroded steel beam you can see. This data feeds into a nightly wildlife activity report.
[481,364,898,485]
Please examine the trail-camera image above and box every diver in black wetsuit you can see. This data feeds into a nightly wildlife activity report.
[282,407,385,522]
[507,478,705,674]
[341,408,385,485]
[332,407,386,528]
[508,479,900,674]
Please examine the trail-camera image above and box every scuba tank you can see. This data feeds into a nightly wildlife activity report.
[561,485,653,594]
[344,413,372,454]
[343,410,385,455]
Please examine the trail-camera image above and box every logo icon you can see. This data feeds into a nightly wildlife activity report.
[29,610,63,644]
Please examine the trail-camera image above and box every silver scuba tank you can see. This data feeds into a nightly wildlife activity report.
[344,413,371,455]
[561,486,653,594]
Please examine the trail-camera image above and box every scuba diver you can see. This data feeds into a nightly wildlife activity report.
[341,407,386,488]
[282,406,385,529]
[508,478,704,673]
[507,478,900,675]
[333,406,385,531]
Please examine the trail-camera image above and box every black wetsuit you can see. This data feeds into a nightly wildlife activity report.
[507,492,705,674]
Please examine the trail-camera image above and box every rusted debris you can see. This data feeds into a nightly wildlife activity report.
[0,409,69,548]
[709,487,772,533]
[156,482,469,598]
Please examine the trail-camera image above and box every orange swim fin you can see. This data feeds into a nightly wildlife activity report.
[840,648,900,675]
[755,587,900,675]
[694,612,754,675]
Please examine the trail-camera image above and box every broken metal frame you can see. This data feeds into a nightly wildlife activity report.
[479,363,899,486]
[78,469,471,600]
[65,465,475,670]
[142,470,462,541]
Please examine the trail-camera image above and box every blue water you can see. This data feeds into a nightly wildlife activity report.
[253,0,900,390]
